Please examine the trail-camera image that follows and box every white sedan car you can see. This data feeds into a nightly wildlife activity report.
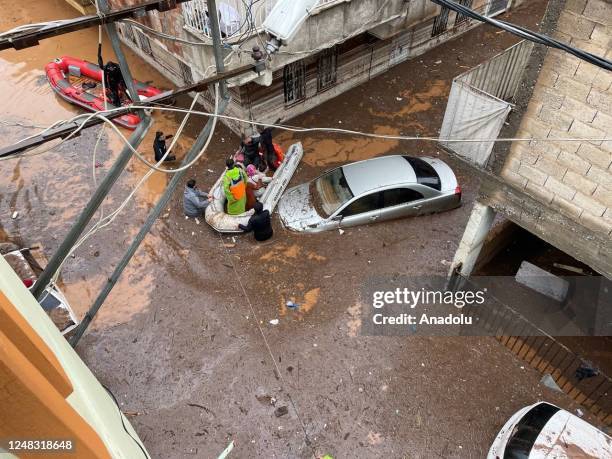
[278,155,461,232]
[488,402,612,458]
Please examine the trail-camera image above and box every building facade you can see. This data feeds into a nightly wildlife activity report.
[449,0,612,281]
[95,0,525,132]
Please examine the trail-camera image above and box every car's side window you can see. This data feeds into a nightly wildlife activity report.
[383,188,424,208]
[340,192,383,217]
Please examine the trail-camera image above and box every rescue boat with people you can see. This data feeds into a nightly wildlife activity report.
[45,56,162,129]
[205,142,304,233]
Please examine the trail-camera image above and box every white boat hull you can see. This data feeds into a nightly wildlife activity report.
[205,142,304,233]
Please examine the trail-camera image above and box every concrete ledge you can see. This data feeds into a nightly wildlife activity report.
[64,0,97,15]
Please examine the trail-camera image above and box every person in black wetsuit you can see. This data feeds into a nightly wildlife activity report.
[240,134,261,168]
[238,201,273,242]
[98,45,128,107]
[154,131,176,162]
[258,118,281,171]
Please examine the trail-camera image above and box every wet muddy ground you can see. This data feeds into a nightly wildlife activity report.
[0,1,596,457]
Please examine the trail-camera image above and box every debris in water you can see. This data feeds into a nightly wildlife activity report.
[11,211,18,219]
[286,301,298,310]
[540,374,562,393]
[338,229,345,235]
[576,408,584,417]
[269,319,279,325]
[434,60,442,64]
[274,406,288,417]
[575,362,598,381]
[195,218,200,225]
[396,97,402,101]
[223,243,236,248]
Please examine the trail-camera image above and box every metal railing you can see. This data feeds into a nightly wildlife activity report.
[182,0,277,38]
[458,39,534,101]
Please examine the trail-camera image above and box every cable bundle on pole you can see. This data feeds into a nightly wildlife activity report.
[431,0,612,71]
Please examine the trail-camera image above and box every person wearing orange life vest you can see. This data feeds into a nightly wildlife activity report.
[223,158,247,215]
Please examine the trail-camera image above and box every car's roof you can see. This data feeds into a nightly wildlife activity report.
[341,155,416,196]
[533,408,612,457]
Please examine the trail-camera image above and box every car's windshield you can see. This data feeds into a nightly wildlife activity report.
[311,167,354,217]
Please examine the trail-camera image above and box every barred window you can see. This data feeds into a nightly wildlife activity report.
[488,0,510,16]
[317,47,338,92]
[454,0,473,26]
[179,61,194,85]
[283,60,306,105]
[136,31,153,56]
[431,6,450,37]
[121,23,136,43]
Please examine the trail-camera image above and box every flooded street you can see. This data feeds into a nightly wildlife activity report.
[0,1,591,457]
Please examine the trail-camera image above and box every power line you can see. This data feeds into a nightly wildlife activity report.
[431,0,612,71]
[4,104,612,166]
[0,63,257,159]
[0,0,190,50]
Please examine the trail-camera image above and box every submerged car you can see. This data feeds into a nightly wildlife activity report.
[488,401,612,458]
[278,155,461,232]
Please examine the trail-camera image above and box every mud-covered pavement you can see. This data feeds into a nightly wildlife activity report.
[0,1,589,457]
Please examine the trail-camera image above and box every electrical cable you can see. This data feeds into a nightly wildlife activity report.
[101,383,150,459]
[43,88,215,288]
[4,103,612,166]
[431,0,612,71]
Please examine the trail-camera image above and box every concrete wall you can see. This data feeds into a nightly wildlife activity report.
[500,0,612,237]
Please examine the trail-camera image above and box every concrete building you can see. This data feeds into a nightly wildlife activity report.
[0,256,149,457]
[449,0,611,282]
[93,0,526,132]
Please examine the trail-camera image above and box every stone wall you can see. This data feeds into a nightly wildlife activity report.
[500,0,612,236]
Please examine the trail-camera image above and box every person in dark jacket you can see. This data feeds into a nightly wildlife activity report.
[258,118,281,171]
[183,179,210,217]
[154,131,176,162]
[240,134,261,168]
[238,201,273,241]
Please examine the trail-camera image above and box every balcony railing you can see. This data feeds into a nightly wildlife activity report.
[182,0,277,39]
[182,0,351,39]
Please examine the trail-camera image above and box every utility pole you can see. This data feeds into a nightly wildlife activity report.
[207,0,227,97]
[97,0,143,116]
[31,2,151,299]
[70,0,233,346]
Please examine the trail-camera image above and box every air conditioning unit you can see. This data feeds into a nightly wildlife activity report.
[262,0,320,54]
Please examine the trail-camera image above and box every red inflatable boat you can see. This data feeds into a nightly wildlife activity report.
[45,56,162,129]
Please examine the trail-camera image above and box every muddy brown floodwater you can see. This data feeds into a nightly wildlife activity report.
[0,1,601,457]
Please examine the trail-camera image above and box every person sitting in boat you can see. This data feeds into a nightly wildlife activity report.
[258,119,281,171]
[240,134,262,168]
[183,179,211,217]
[245,165,266,211]
[154,131,176,162]
[223,158,247,215]
[238,201,273,242]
